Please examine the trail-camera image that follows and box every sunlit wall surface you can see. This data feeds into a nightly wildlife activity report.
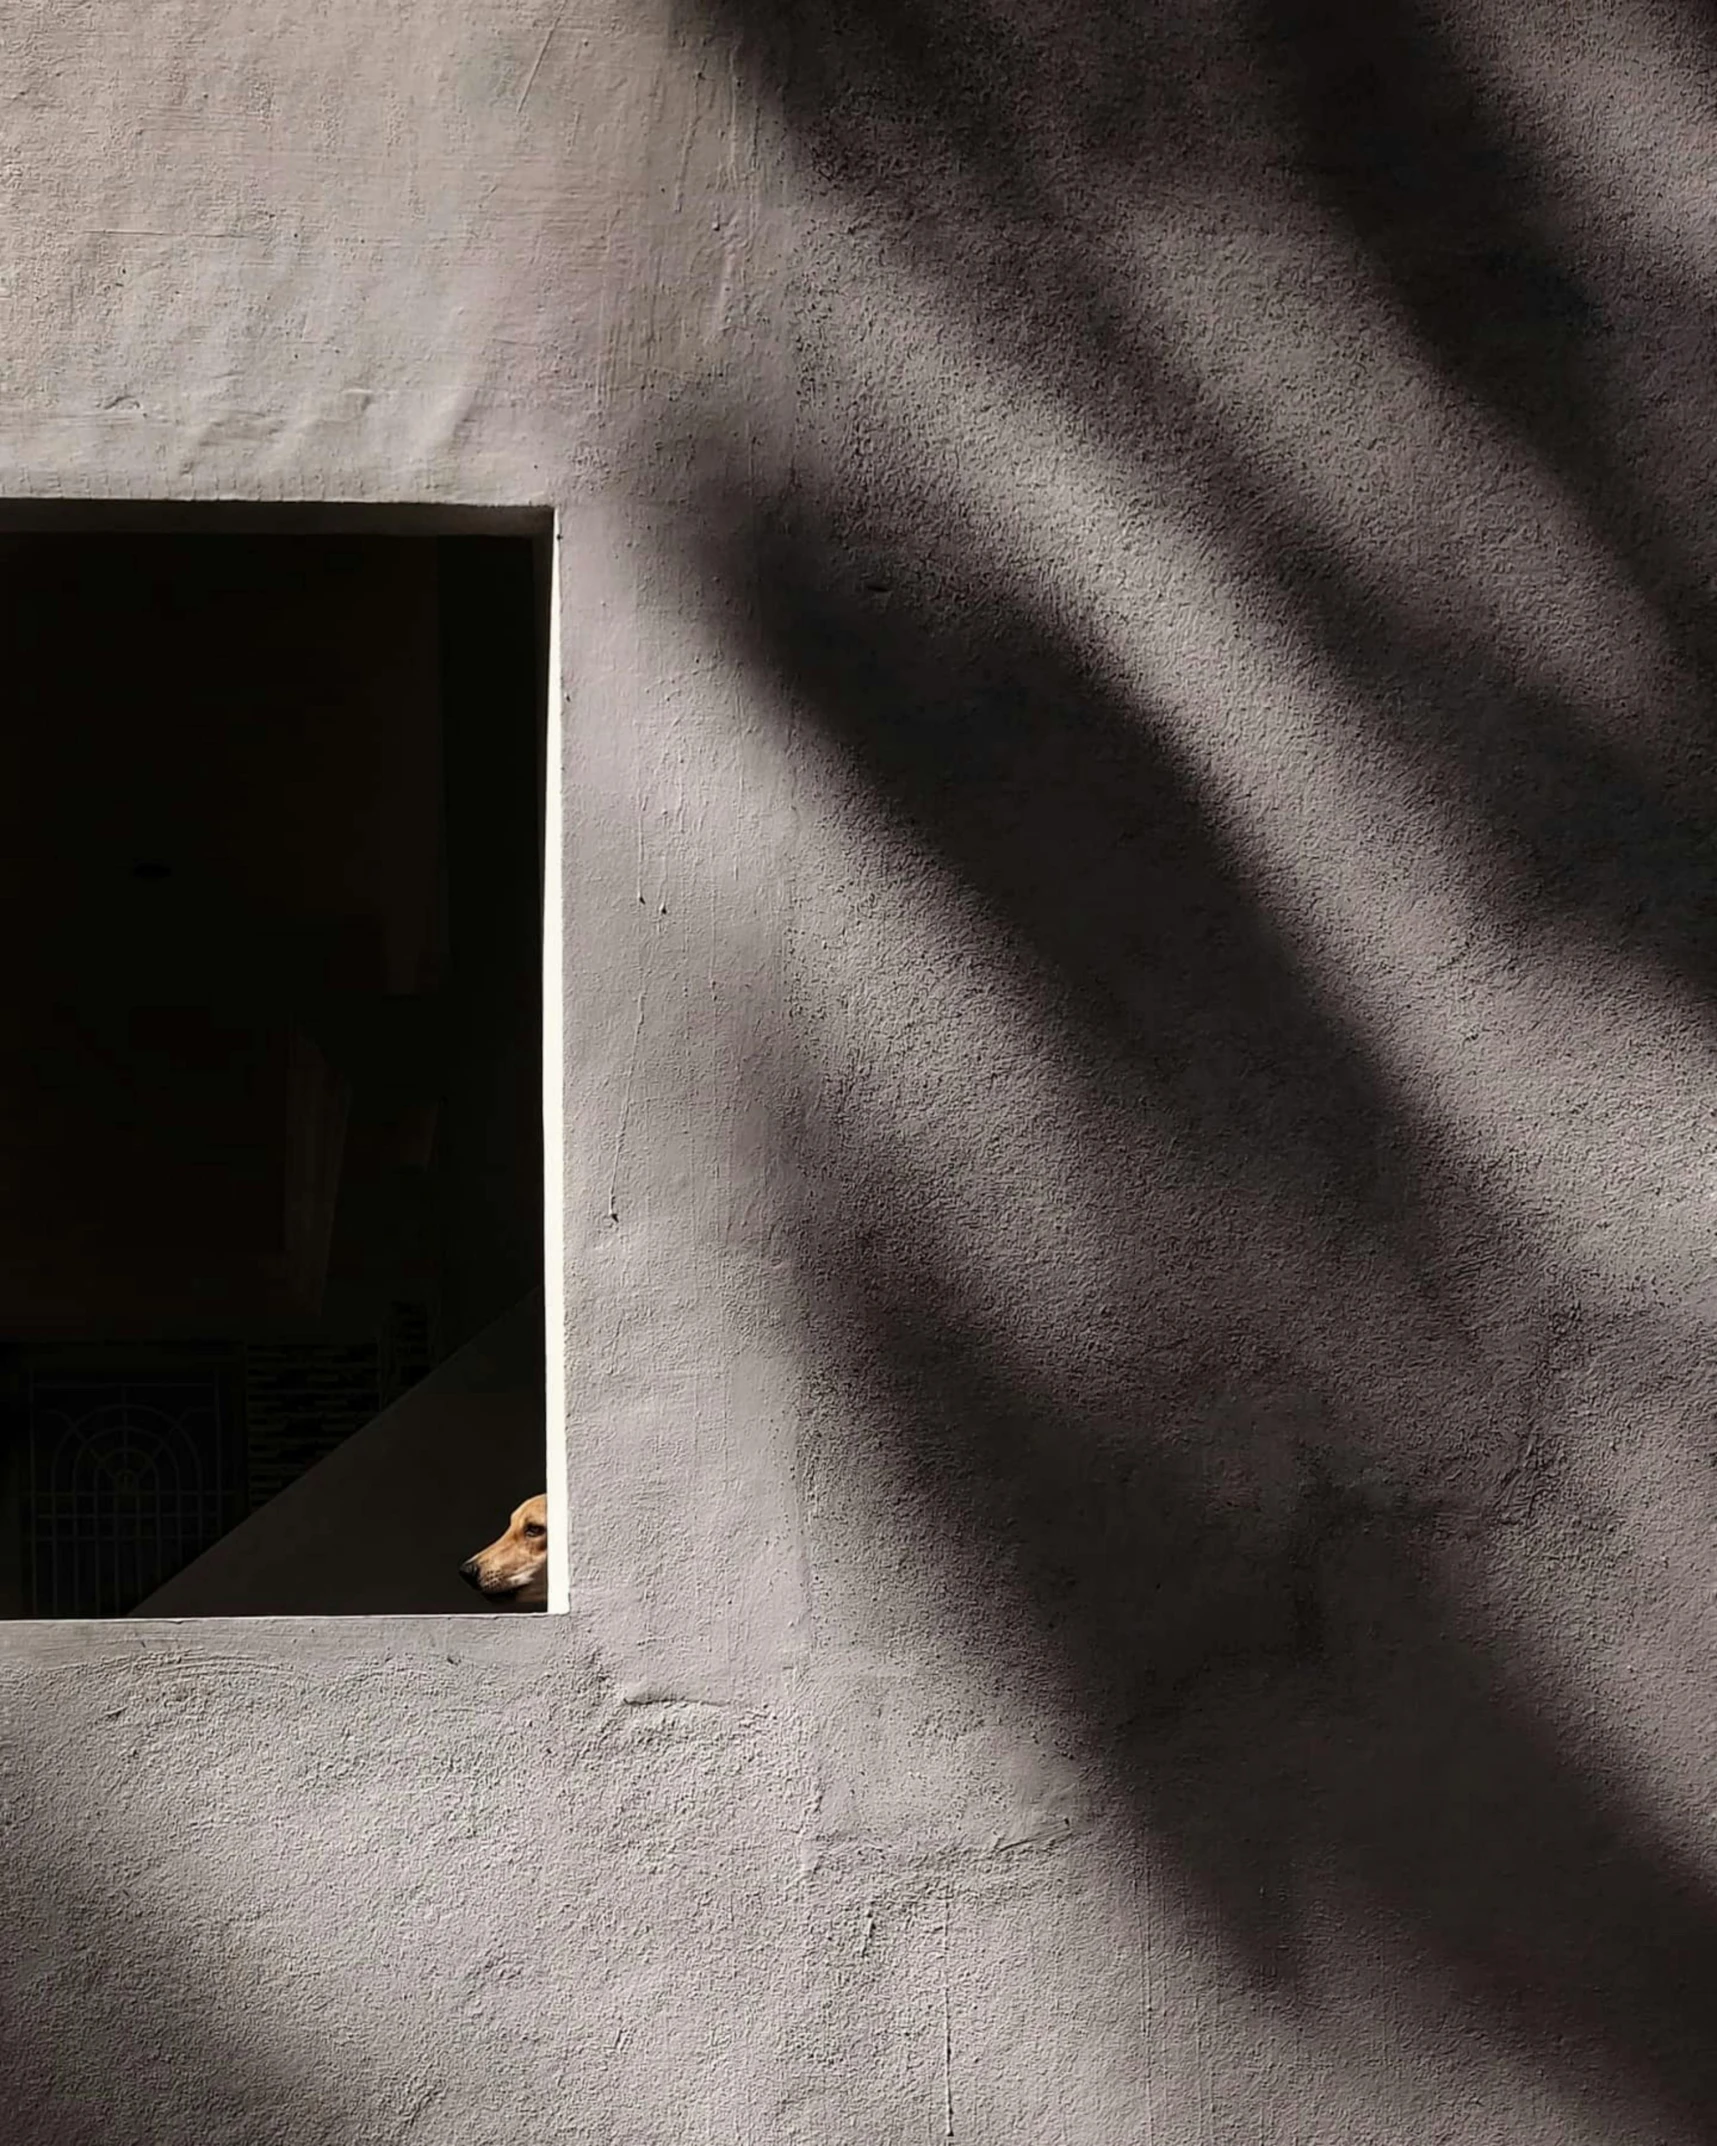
[1,3,1713,2141]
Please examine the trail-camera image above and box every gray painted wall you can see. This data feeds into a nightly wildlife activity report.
[3,1,1715,2140]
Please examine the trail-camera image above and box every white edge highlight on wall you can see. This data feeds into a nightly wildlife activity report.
[541,513,571,1617]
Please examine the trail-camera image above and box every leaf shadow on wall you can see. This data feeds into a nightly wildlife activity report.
[682,484,1717,2137]
[0,1828,374,2146]
[671,0,1717,2128]
[696,0,1717,998]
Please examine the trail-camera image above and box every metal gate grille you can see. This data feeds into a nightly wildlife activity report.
[25,1377,233,1616]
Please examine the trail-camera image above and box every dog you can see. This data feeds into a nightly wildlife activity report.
[459,1493,549,1609]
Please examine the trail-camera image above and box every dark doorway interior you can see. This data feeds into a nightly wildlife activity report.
[0,522,547,1616]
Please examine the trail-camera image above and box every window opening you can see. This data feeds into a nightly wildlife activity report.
[0,508,552,1616]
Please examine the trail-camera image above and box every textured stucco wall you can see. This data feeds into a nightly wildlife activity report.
[3,2,1717,2141]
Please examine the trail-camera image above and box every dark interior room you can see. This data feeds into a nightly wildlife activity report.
[0,524,546,1616]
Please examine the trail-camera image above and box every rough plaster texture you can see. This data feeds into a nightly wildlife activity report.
[3,1,1717,2141]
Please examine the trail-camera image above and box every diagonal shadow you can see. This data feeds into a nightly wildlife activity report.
[681,476,1717,2137]
[693,0,1717,998]
[0,1813,373,2144]
[1259,0,1717,670]
[782,1082,1717,2132]
[1254,0,1717,988]
[662,0,1717,2122]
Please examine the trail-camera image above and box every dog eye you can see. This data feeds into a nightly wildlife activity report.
[522,1522,546,1538]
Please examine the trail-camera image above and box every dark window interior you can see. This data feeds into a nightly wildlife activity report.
[0,520,547,1616]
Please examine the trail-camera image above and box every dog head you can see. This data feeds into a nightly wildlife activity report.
[459,1493,549,1609]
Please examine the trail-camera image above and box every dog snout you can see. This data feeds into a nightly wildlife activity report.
[458,1558,486,1591]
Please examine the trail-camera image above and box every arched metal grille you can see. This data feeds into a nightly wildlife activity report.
[25,1378,232,1616]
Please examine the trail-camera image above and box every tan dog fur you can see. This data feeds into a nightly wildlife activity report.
[460,1493,548,1608]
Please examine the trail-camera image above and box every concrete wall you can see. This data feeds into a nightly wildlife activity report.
[3,1,1716,2140]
